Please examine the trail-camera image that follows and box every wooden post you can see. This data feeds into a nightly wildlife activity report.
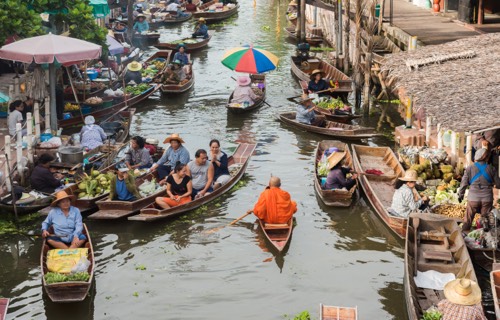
[14,78,20,95]
[16,123,23,178]
[8,85,14,101]
[299,0,306,42]
[343,0,351,74]
[337,0,343,57]
[27,112,34,164]
[34,102,41,137]
[450,131,457,165]
[45,97,51,133]
[378,0,386,35]
[437,127,443,149]
[4,136,11,191]
[425,116,431,145]
[478,0,484,25]
[405,97,413,128]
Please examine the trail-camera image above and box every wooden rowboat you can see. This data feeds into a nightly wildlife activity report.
[284,26,323,46]
[129,143,256,221]
[258,218,294,253]
[192,1,239,22]
[491,267,500,319]
[132,32,160,47]
[352,144,406,238]
[164,12,193,24]
[41,224,95,302]
[0,298,8,320]
[160,54,195,94]
[0,193,55,216]
[405,213,479,320]
[313,106,362,124]
[227,74,266,114]
[88,171,166,220]
[314,141,356,207]
[279,112,380,140]
[154,31,215,52]
[320,304,357,320]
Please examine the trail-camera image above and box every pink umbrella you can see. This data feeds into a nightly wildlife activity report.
[0,33,102,131]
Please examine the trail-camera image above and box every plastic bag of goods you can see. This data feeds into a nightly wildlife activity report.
[104,89,116,97]
[47,248,89,273]
[114,89,124,97]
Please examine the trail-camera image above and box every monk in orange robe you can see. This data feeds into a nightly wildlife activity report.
[249,177,297,224]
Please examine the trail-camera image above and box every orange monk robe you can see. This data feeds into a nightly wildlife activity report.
[253,187,297,224]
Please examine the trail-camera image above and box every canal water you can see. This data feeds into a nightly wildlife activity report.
[0,0,418,319]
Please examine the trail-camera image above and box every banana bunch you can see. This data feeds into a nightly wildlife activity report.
[64,103,80,111]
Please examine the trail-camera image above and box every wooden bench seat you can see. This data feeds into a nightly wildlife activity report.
[422,250,453,263]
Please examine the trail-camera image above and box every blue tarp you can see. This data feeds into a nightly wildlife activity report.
[106,35,124,55]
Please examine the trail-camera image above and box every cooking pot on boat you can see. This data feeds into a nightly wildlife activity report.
[59,146,84,164]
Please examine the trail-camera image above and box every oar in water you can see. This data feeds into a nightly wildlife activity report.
[204,211,253,234]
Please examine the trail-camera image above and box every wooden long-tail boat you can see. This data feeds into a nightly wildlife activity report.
[160,54,195,94]
[0,193,55,216]
[41,224,95,303]
[320,304,357,320]
[314,141,356,207]
[405,213,479,320]
[163,12,193,24]
[314,107,362,124]
[0,298,8,320]
[352,144,406,238]
[88,171,166,220]
[284,26,323,46]
[132,32,160,47]
[154,31,215,52]
[129,143,256,221]
[279,112,380,140]
[227,74,266,114]
[258,218,294,253]
[491,267,500,319]
[192,1,239,22]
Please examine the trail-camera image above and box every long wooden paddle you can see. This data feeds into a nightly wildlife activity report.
[287,87,334,100]
[204,211,253,234]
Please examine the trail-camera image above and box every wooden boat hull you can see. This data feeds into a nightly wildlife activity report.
[258,218,294,253]
[320,304,357,320]
[0,194,54,215]
[314,141,356,207]
[284,26,323,45]
[0,298,9,320]
[41,224,95,303]
[132,33,160,46]
[227,74,266,114]
[314,107,362,124]
[163,12,193,24]
[193,4,239,22]
[279,112,379,139]
[405,213,479,320]
[491,268,500,319]
[352,144,406,238]
[88,171,166,219]
[154,31,214,52]
[129,143,256,221]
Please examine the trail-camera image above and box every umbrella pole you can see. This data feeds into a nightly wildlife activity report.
[65,67,84,122]
[49,63,58,133]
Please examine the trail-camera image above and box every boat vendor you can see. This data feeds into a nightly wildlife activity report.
[125,136,153,170]
[109,164,141,201]
[41,191,86,249]
[160,65,181,84]
[323,150,358,190]
[8,100,26,136]
[307,69,330,97]
[437,278,486,320]
[133,14,149,33]
[150,133,190,180]
[248,176,297,224]
[30,154,64,194]
[155,163,193,209]
[171,60,187,82]
[192,18,209,39]
[173,44,190,66]
[80,116,107,150]
[185,0,198,12]
[458,148,500,231]
[295,93,325,127]
[231,76,260,107]
[124,61,143,84]
[389,170,429,217]
[209,139,231,190]
[167,1,190,18]
[187,149,214,199]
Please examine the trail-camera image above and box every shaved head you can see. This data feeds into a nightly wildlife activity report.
[269,176,281,188]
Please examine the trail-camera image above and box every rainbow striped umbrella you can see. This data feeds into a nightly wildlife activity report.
[221,46,279,74]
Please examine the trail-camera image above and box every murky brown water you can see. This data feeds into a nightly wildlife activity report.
[0,1,419,319]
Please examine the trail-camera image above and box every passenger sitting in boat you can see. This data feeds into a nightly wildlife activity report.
[125,136,153,170]
[109,164,141,201]
[187,149,214,199]
[192,18,209,39]
[80,116,107,150]
[167,2,190,18]
[173,44,190,66]
[8,100,26,136]
[323,151,357,190]
[185,0,197,12]
[209,139,231,190]
[113,22,127,33]
[41,191,86,249]
[124,61,143,84]
[155,163,192,209]
[151,133,190,180]
[295,94,325,127]
[160,65,180,84]
[249,176,297,224]
[389,170,429,217]
[307,69,330,97]
[133,14,149,33]
[172,60,187,81]
[30,154,63,194]
[231,76,259,106]
[287,0,298,14]
[438,278,486,320]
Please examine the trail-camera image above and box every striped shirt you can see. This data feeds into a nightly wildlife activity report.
[126,148,153,167]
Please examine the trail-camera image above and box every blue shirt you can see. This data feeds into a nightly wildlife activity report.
[116,179,135,201]
[156,145,190,167]
[194,24,208,37]
[296,104,315,124]
[133,20,149,33]
[41,206,83,243]
[173,52,189,66]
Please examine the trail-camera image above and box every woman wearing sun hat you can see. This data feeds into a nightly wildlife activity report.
[307,69,330,97]
[295,93,325,127]
[150,133,191,180]
[41,191,86,249]
[389,169,429,217]
[437,278,486,319]
[324,150,358,190]
[133,14,150,33]
[192,18,209,39]
[231,76,260,107]
[173,44,189,66]
[124,61,143,84]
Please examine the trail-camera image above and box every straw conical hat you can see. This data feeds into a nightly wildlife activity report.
[444,278,481,306]
[327,151,346,170]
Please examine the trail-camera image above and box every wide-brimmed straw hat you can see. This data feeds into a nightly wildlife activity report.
[136,13,146,18]
[289,0,298,5]
[164,133,185,144]
[127,61,142,72]
[51,191,75,207]
[327,151,346,170]
[237,76,251,86]
[444,278,481,306]
[310,69,324,80]
[399,169,418,182]
[298,93,314,103]
[198,18,206,22]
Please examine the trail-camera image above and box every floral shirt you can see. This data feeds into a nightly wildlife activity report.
[437,300,486,320]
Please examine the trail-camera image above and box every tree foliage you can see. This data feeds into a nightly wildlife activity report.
[0,0,44,44]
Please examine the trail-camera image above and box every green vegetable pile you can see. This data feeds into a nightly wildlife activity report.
[170,38,198,44]
[77,170,112,199]
[45,272,90,284]
[317,158,329,176]
[422,308,442,320]
[124,83,151,96]
[315,97,344,110]
[138,178,163,197]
